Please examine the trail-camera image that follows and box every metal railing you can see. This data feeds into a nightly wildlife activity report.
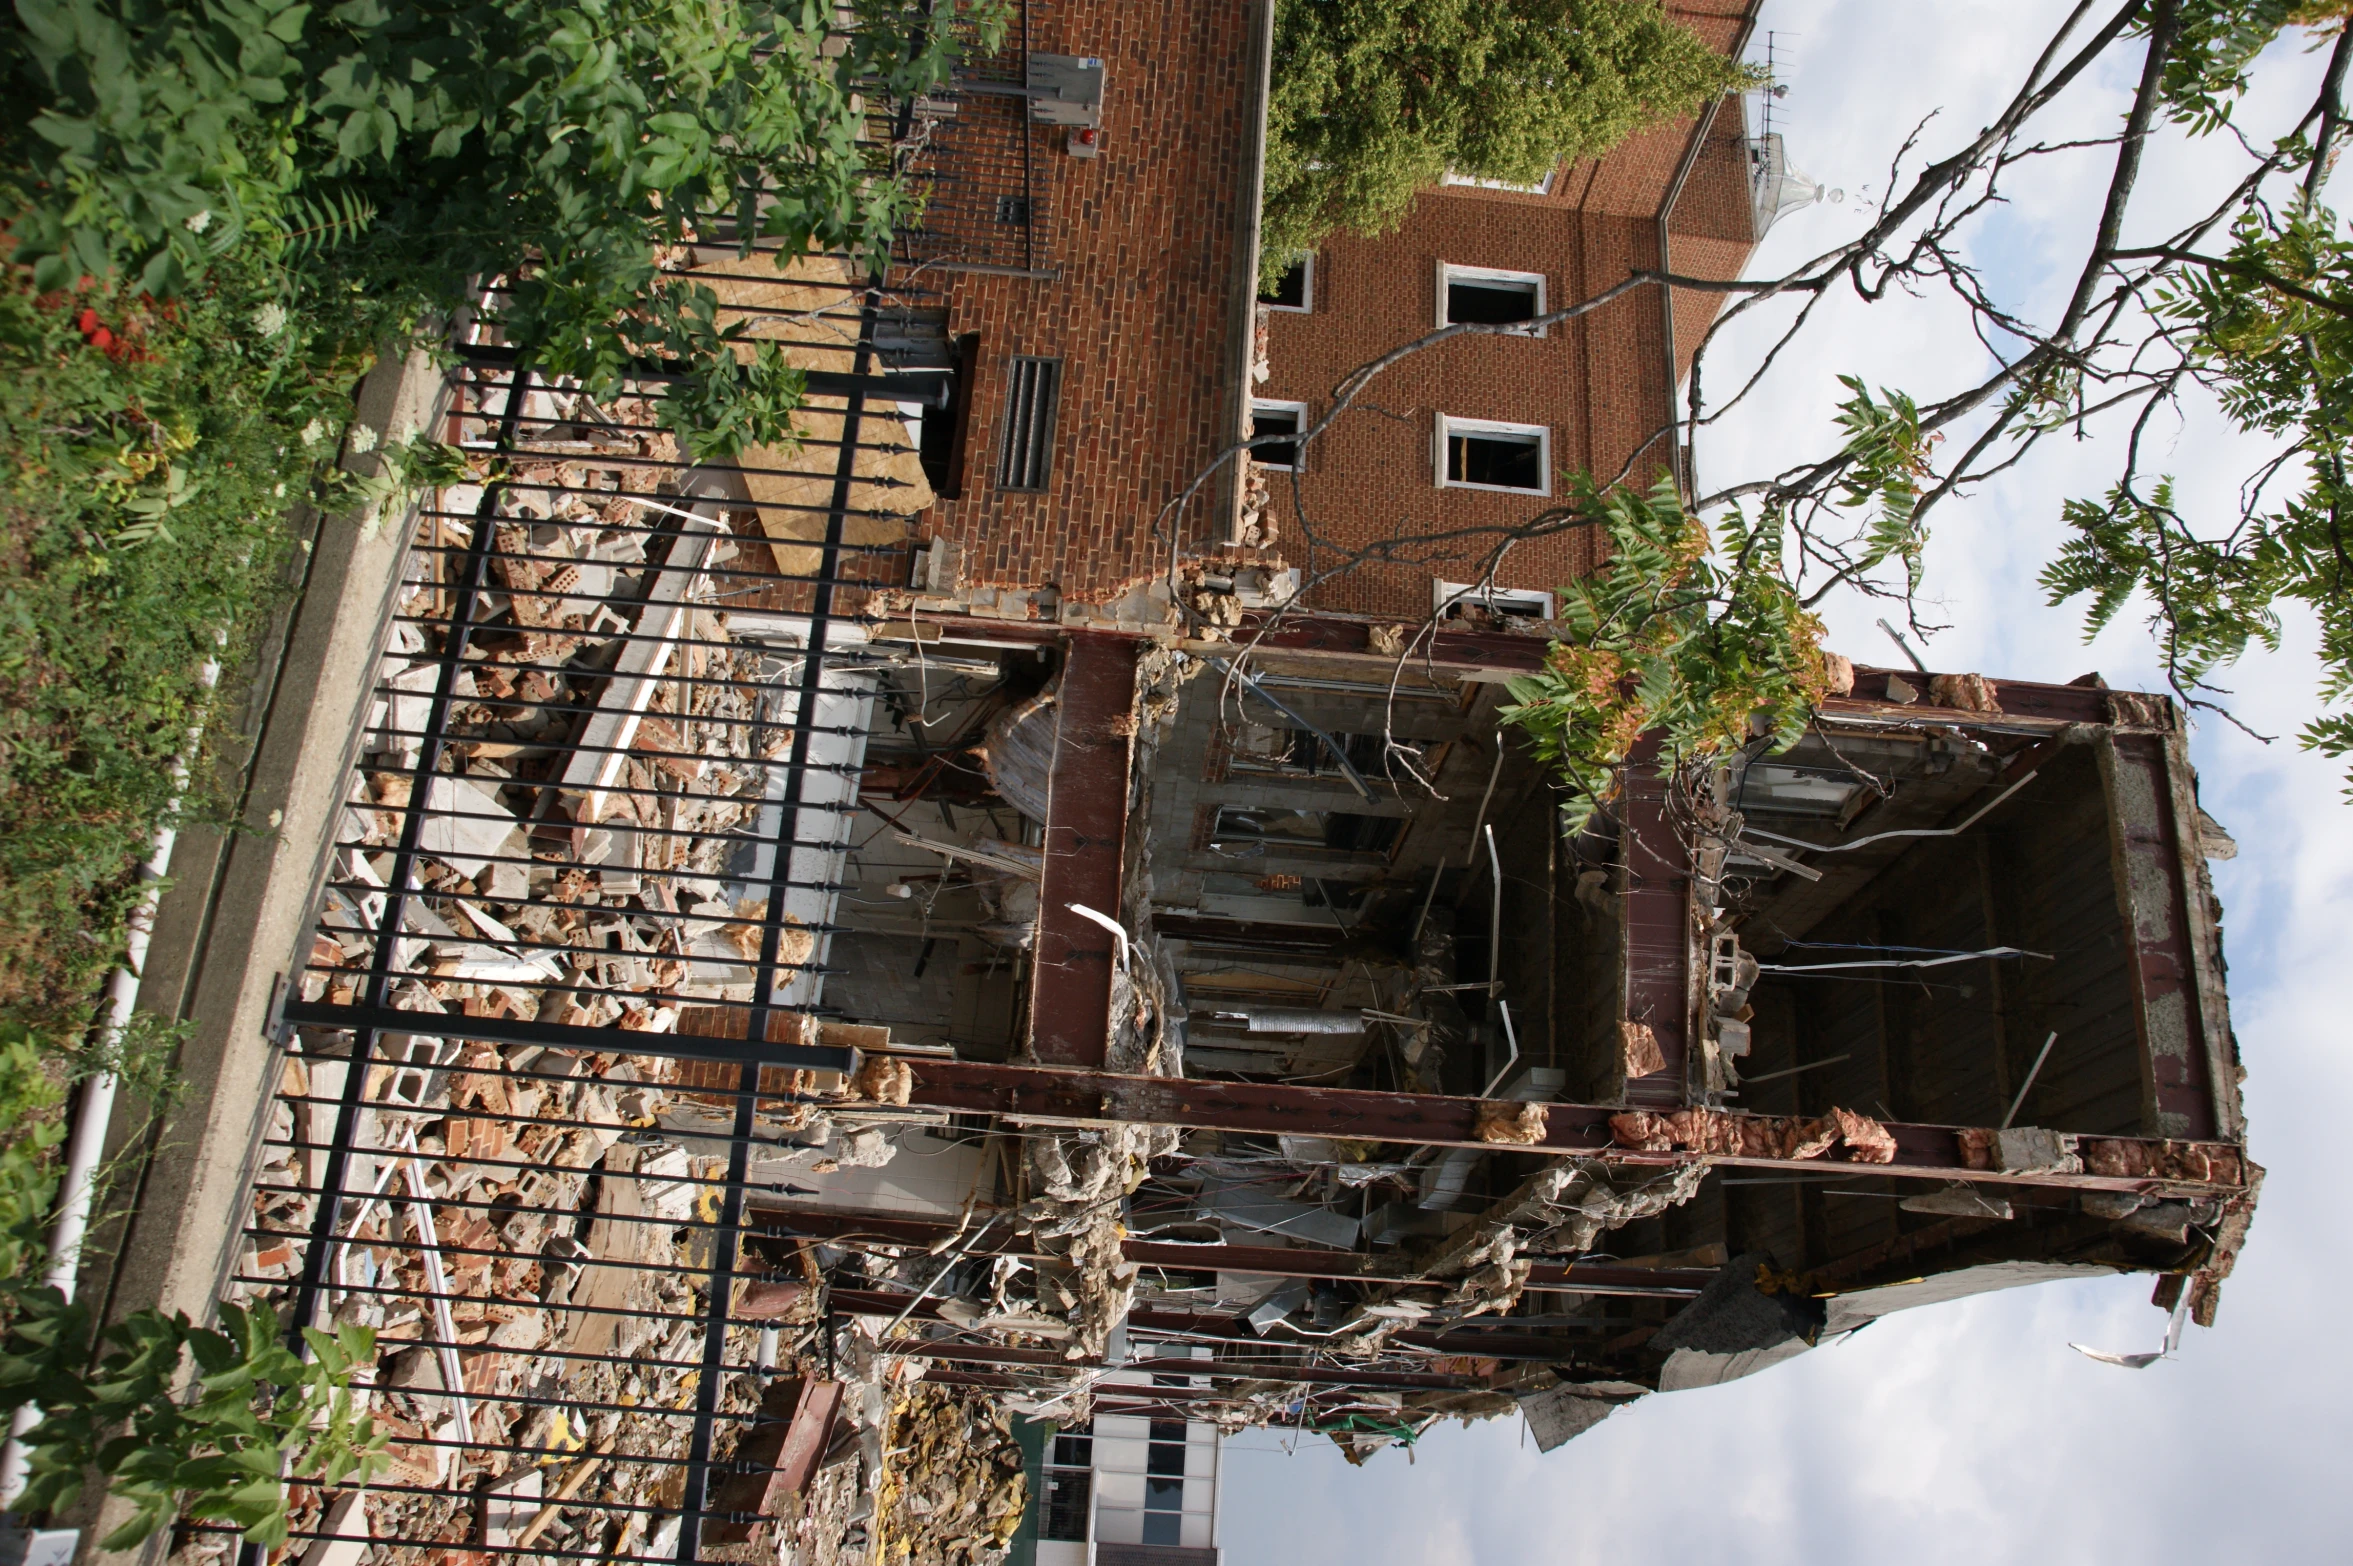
[897,1,1053,277]
[223,247,936,1562]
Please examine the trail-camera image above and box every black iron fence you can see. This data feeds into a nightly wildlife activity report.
[222,248,941,1562]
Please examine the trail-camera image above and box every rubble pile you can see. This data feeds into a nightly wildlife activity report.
[871,1387,1028,1566]
[233,1035,812,1565]
[307,377,815,1031]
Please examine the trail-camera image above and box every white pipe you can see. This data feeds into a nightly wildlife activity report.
[0,658,220,1506]
[1485,824,1503,995]
[2002,1031,2062,1130]
[1479,1000,1522,1099]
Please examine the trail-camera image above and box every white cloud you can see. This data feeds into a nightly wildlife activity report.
[1221,7,2353,1562]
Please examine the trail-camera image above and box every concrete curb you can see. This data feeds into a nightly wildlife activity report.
[68,347,453,1562]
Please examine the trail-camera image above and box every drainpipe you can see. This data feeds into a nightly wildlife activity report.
[1656,3,1766,503]
[0,658,220,1509]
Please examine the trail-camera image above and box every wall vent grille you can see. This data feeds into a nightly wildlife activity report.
[996,355,1062,490]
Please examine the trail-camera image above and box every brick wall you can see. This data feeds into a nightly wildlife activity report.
[1255,0,1762,620]
[916,0,1264,607]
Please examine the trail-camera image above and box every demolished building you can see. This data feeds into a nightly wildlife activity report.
[85,2,2262,1564]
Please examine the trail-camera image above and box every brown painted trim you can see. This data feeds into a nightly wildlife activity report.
[1025,632,1142,1064]
[882,1057,2250,1194]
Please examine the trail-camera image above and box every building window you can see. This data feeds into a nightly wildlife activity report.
[1259,254,1313,312]
[1443,166,1559,195]
[1248,400,1306,471]
[995,355,1062,491]
[1040,1419,1095,1542]
[1142,1417,1187,1547]
[1736,761,1871,818]
[1211,805,1403,857]
[1438,264,1547,334]
[1226,724,1387,780]
[1434,580,1556,621]
[1436,416,1550,495]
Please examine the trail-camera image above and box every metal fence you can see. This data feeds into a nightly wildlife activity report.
[898,2,1053,277]
[226,248,941,1562]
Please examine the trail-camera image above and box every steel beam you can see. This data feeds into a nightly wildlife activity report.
[1025,631,1141,1066]
[884,1057,2252,1195]
[749,1206,1713,1294]
[1619,733,1690,1106]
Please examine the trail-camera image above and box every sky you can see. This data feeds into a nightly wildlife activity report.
[1220,7,2353,1562]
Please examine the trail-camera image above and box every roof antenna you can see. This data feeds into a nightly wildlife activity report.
[1876,617,1929,673]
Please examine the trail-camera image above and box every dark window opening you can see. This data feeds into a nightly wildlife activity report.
[1302,879,1370,911]
[1149,1420,1189,1445]
[1446,278,1540,326]
[1147,1443,1187,1476]
[1229,726,1390,779]
[1211,805,1403,857]
[1249,404,1302,470]
[1051,1431,1094,1468]
[918,333,981,500]
[1259,257,1311,310]
[995,194,1033,225]
[1151,1371,1191,1387]
[1145,1477,1185,1509]
[1439,589,1550,621]
[1041,1469,1093,1541]
[1447,427,1544,491]
[1323,811,1403,854]
[996,356,1062,491]
[1143,1513,1184,1546]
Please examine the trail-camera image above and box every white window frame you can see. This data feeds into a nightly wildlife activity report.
[1434,579,1556,621]
[1442,167,1559,195]
[1435,414,1553,497]
[1437,263,1549,336]
[1248,398,1308,471]
[1261,252,1315,313]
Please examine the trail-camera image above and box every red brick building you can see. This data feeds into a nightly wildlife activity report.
[908,0,1272,615]
[1252,0,1762,621]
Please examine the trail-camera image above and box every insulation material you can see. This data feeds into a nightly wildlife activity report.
[1620,1018,1667,1078]
[1607,1106,1898,1164]
[1474,1099,1549,1145]
[979,685,1058,825]
[1928,671,2003,713]
[869,1386,1029,1566]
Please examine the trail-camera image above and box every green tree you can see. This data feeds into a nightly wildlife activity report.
[1497,477,1832,834]
[2040,198,2353,778]
[0,1291,384,1550]
[3,0,998,456]
[1263,0,1748,285]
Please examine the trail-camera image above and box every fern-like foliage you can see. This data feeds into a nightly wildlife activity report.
[275,188,378,263]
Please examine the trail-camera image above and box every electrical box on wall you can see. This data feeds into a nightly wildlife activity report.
[1028,53,1105,128]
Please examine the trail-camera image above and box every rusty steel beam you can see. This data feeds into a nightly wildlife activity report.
[1619,733,1690,1107]
[887,1340,1480,1391]
[2106,729,2220,1140]
[884,1057,2252,1194]
[1026,632,1141,1066]
[1123,1241,1711,1297]
[751,1206,1712,1295]
[1233,613,1551,671]
[1832,666,2115,726]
